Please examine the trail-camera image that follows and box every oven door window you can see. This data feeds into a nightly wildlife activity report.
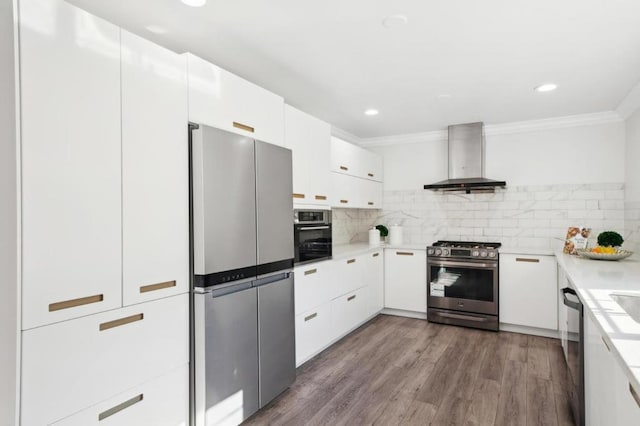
[429,264,494,302]
[295,226,332,263]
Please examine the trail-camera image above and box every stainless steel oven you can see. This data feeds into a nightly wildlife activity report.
[427,241,500,331]
[293,209,332,264]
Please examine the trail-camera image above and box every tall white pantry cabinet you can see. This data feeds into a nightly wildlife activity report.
[17,0,189,424]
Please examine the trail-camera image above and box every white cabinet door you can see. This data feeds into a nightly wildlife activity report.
[331,172,356,208]
[585,312,617,426]
[361,149,384,182]
[360,178,383,209]
[121,31,190,306]
[384,249,427,313]
[499,254,558,330]
[333,254,364,297]
[21,294,189,426]
[52,365,188,426]
[363,250,384,316]
[185,53,284,146]
[612,361,640,425]
[295,302,333,366]
[20,0,122,329]
[294,260,335,315]
[331,136,382,182]
[284,105,331,206]
[331,287,367,339]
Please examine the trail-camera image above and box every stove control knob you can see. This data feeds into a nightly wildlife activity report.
[435,249,442,256]
[442,249,449,256]
[472,250,480,257]
[488,251,496,258]
[480,251,488,257]
[427,249,435,255]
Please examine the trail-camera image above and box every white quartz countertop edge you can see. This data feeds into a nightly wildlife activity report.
[555,250,640,393]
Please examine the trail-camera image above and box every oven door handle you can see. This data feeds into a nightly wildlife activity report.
[297,226,330,231]
[428,260,497,269]
[562,287,581,310]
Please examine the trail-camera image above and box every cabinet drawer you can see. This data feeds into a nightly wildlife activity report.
[333,254,364,298]
[294,261,334,315]
[295,302,333,366]
[331,287,367,339]
[52,364,188,426]
[21,294,189,426]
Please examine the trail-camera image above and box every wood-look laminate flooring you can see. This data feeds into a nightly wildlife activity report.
[245,314,574,426]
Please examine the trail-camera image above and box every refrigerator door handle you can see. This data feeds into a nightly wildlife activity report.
[253,272,292,287]
[209,281,254,298]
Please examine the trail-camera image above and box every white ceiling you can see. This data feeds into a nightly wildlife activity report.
[68,0,640,138]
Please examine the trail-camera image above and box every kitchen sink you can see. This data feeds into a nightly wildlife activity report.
[611,294,640,323]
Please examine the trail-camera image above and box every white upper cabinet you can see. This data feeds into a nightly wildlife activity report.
[284,105,331,206]
[330,172,382,209]
[19,0,122,329]
[121,31,190,306]
[185,53,284,146]
[331,136,383,182]
[499,254,558,330]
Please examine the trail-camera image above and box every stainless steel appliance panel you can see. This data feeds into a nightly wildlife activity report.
[192,125,257,275]
[562,287,584,426]
[256,272,296,406]
[255,141,294,266]
[201,283,260,424]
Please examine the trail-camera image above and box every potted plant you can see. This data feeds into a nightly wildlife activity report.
[375,225,389,242]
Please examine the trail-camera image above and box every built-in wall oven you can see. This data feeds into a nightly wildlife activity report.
[427,241,500,331]
[294,209,332,264]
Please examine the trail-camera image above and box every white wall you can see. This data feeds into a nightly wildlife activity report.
[625,108,640,251]
[371,121,626,191]
[0,0,19,424]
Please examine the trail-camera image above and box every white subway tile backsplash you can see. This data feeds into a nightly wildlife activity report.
[333,183,626,249]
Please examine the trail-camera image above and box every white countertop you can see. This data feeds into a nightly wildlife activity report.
[555,251,640,392]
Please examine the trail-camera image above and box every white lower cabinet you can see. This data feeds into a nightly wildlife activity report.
[21,294,189,425]
[585,312,640,425]
[294,260,335,315]
[52,365,188,426]
[384,249,427,313]
[295,302,333,367]
[499,254,558,330]
[331,287,367,339]
[333,254,363,296]
[363,250,384,316]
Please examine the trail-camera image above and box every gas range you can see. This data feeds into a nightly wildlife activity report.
[426,240,501,260]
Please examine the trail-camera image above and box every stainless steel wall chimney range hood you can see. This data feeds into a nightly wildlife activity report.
[423,122,506,194]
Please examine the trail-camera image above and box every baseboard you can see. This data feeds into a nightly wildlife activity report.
[380,308,427,320]
[499,323,560,339]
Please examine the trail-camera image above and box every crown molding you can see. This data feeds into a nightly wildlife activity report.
[616,81,640,120]
[357,111,623,147]
[330,126,361,144]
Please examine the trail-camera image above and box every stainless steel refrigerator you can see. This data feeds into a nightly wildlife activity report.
[190,124,295,426]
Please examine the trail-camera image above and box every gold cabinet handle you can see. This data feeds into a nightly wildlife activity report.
[304,268,317,276]
[630,383,640,408]
[347,295,356,301]
[314,195,327,201]
[99,394,144,421]
[304,312,317,322]
[347,258,356,264]
[340,165,348,171]
[49,294,104,312]
[368,173,374,177]
[233,121,254,133]
[100,313,144,331]
[396,251,414,256]
[140,280,176,294]
[293,193,305,199]
[368,202,374,206]
[516,258,539,263]
[340,199,349,204]
[372,252,379,257]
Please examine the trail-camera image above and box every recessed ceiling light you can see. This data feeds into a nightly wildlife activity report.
[145,25,168,34]
[382,14,408,29]
[181,0,206,7]
[534,83,558,93]
[364,109,379,116]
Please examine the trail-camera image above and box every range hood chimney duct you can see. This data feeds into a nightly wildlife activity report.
[423,122,506,194]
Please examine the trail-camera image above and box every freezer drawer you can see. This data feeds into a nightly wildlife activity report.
[257,273,296,406]
[196,284,260,426]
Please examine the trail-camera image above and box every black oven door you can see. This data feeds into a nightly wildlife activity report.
[427,259,498,315]
[294,224,332,264]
